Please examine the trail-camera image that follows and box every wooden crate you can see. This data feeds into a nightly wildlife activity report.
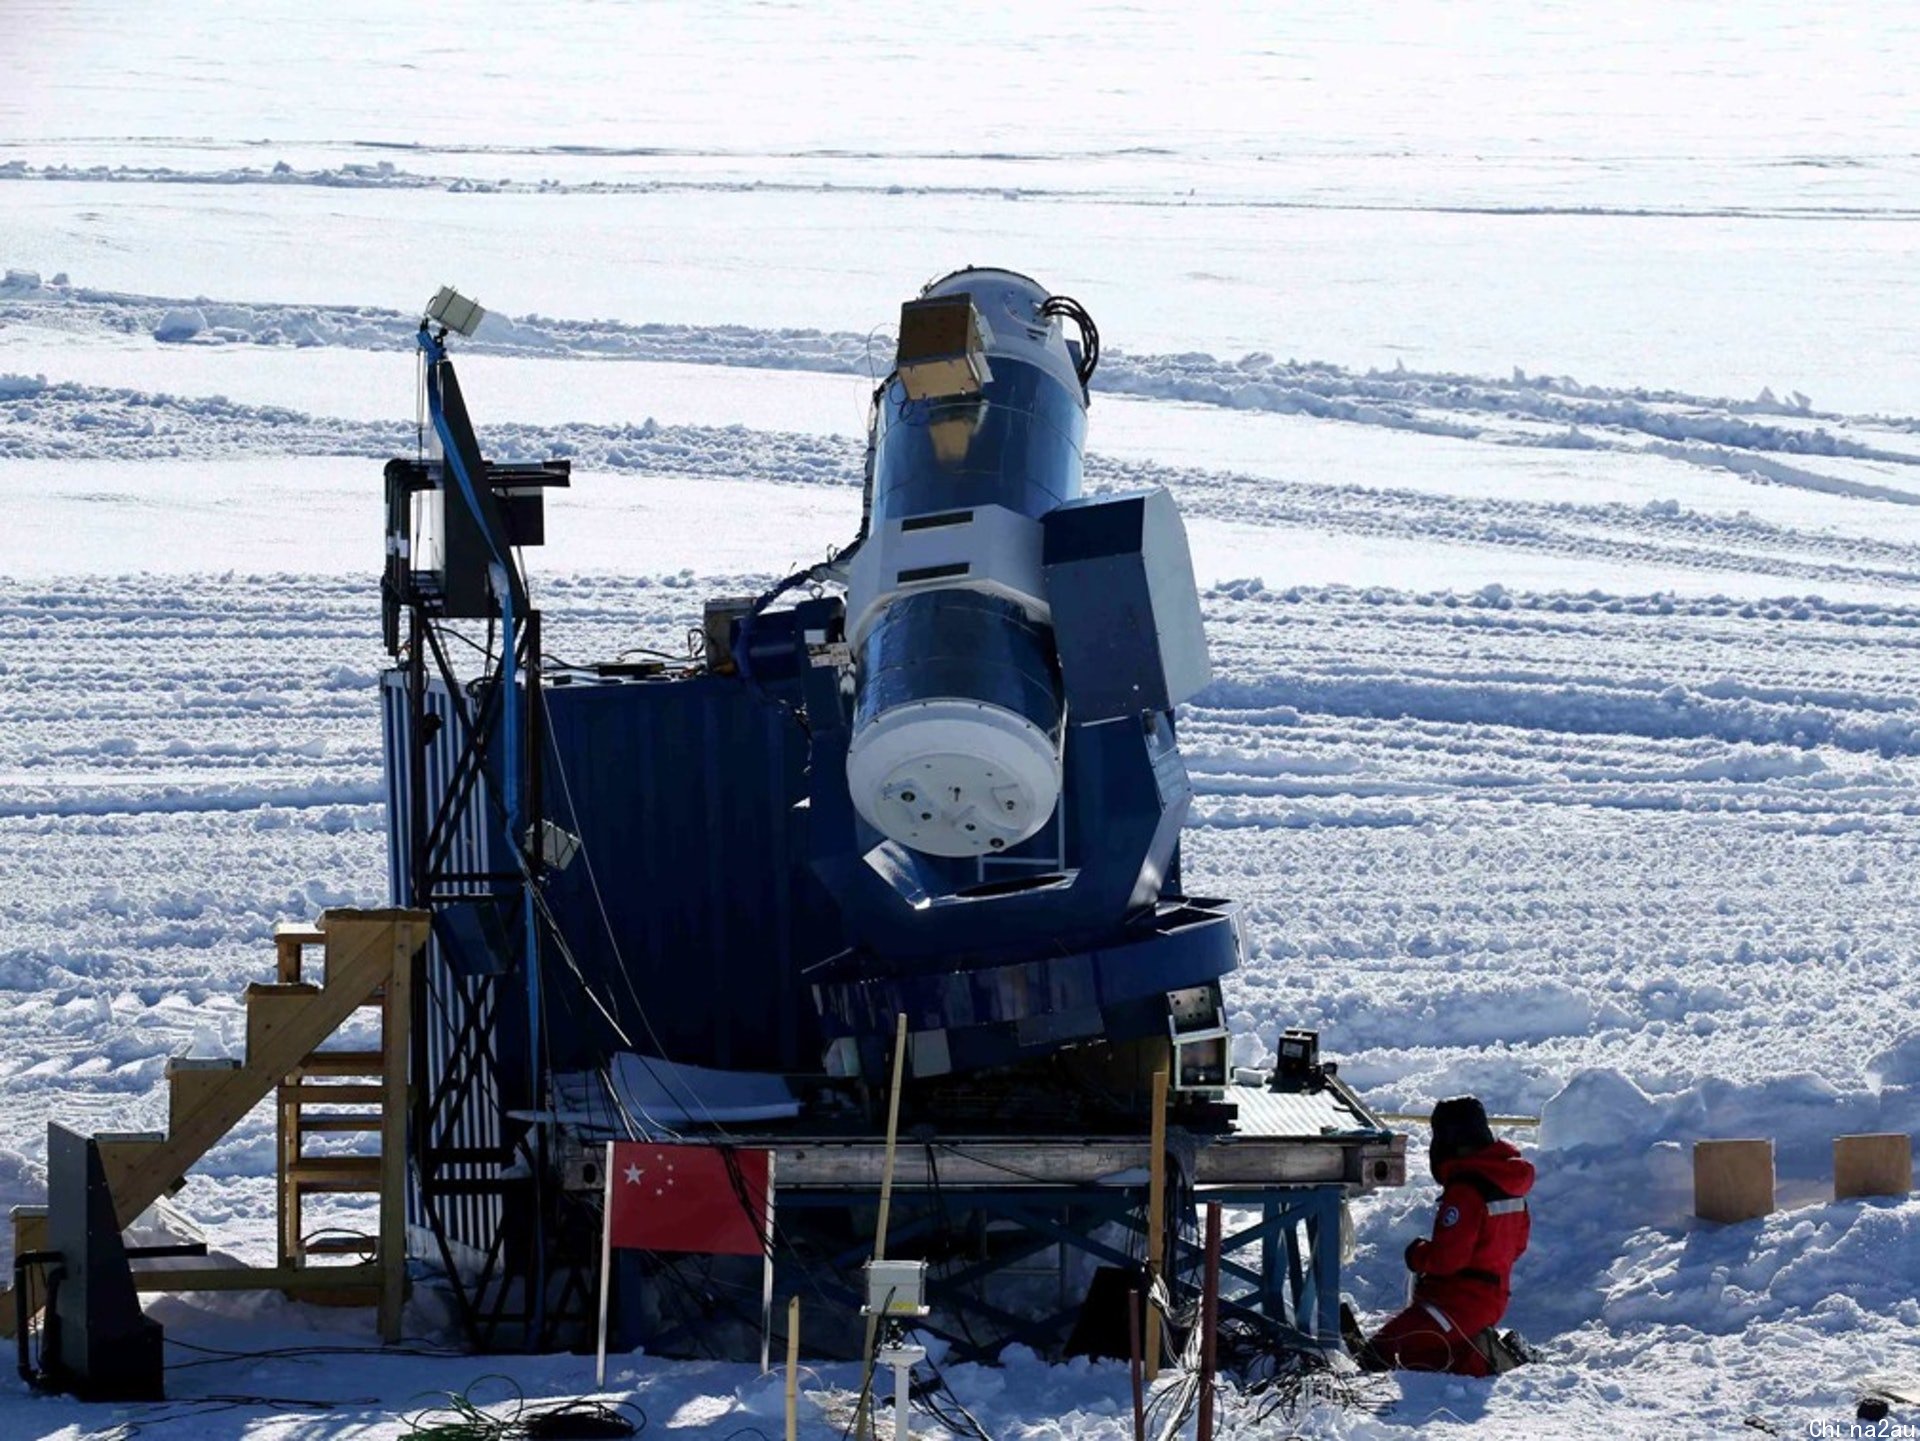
[1694,1138,1774,1223]
[1835,1134,1912,1200]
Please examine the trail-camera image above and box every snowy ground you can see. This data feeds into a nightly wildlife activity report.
[6,4,1920,1437]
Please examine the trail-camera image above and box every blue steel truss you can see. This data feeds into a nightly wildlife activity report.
[632,1180,1345,1363]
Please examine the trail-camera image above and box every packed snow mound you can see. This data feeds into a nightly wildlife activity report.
[1535,1067,1664,1152]
[1596,1192,1920,1337]
[152,304,209,342]
[1868,1029,1920,1089]
[1540,1065,1919,1177]
[0,1146,45,1271]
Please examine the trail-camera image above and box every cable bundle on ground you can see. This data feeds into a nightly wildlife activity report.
[1141,1305,1394,1441]
[404,1377,645,1440]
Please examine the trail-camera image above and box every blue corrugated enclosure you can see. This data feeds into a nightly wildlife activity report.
[533,671,834,1073]
[385,668,837,1076]
[382,666,840,1284]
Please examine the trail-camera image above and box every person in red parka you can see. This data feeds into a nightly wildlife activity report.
[1346,1095,1534,1376]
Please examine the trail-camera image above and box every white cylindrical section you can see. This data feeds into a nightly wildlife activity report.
[845,503,1048,651]
[847,699,1060,858]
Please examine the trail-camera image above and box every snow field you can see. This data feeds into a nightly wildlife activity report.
[6,306,1920,1436]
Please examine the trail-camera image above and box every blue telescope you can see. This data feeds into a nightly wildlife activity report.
[792,268,1240,1084]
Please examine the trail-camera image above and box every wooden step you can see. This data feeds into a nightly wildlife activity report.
[281,1082,386,1106]
[0,1207,50,1340]
[289,919,389,1000]
[318,911,423,989]
[96,1135,174,1204]
[274,921,327,981]
[324,956,390,995]
[291,1051,386,1078]
[12,1204,47,1257]
[286,1155,383,1192]
[45,909,430,1345]
[108,915,419,1230]
[246,982,324,1062]
[304,1234,378,1256]
[296,1113,384,1133]
[132,1261,382,1294]
[166,1057,244,1132]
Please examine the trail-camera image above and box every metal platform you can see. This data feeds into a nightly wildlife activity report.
[561,1074,1398,1181]
[559,1074,1402,1189]
[755,1085,1386,1191]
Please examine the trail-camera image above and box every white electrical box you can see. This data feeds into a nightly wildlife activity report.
[862,1258,930,1318]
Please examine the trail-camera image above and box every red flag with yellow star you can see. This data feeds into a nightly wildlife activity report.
[605,1142,771,1256]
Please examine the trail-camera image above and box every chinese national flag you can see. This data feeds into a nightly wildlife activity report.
[605,1142,771,1257]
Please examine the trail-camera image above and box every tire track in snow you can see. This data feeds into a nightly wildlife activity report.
[7,157,1920,222]
[7,274,1918,478]
[5,375,1919,594]
[1188,581,1920,835]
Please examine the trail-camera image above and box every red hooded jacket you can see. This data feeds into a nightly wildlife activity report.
[1405,1140,1534,1336]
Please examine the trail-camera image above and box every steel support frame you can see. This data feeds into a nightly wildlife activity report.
[402,606,555,1350]
[629,1180,1345,1363]
[1159,1185,1343,1345]
[390,339,566,1352]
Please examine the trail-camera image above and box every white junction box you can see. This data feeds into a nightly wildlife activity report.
[863,1258,931,1318]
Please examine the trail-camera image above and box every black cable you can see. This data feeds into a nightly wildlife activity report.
[836,1354,877,1441]
[85,1391,366,1439]
[931,1142,1058,1186]
[596,1061,642,1140]
[921,1144,990,1359]
[1039,296,1100,390]
[1140,1301,1205,1441]
[1198,1309,1395,1432]
[419,606,873,1352]
[628,1254,729,1362]
[298,1225,378,1257]
[613,646,692,664]
[438,624,498,663]
[914,1349,994,1441]
[403,1375,645,1439]
[715,1149,842,1319]
[162,1336,465,1370]
[527,722,857,1325]
[535,699,733,1134]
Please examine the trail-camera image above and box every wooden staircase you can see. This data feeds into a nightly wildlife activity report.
[2,908,429,1342]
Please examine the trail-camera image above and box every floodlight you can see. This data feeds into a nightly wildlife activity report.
[425,285,486,337]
